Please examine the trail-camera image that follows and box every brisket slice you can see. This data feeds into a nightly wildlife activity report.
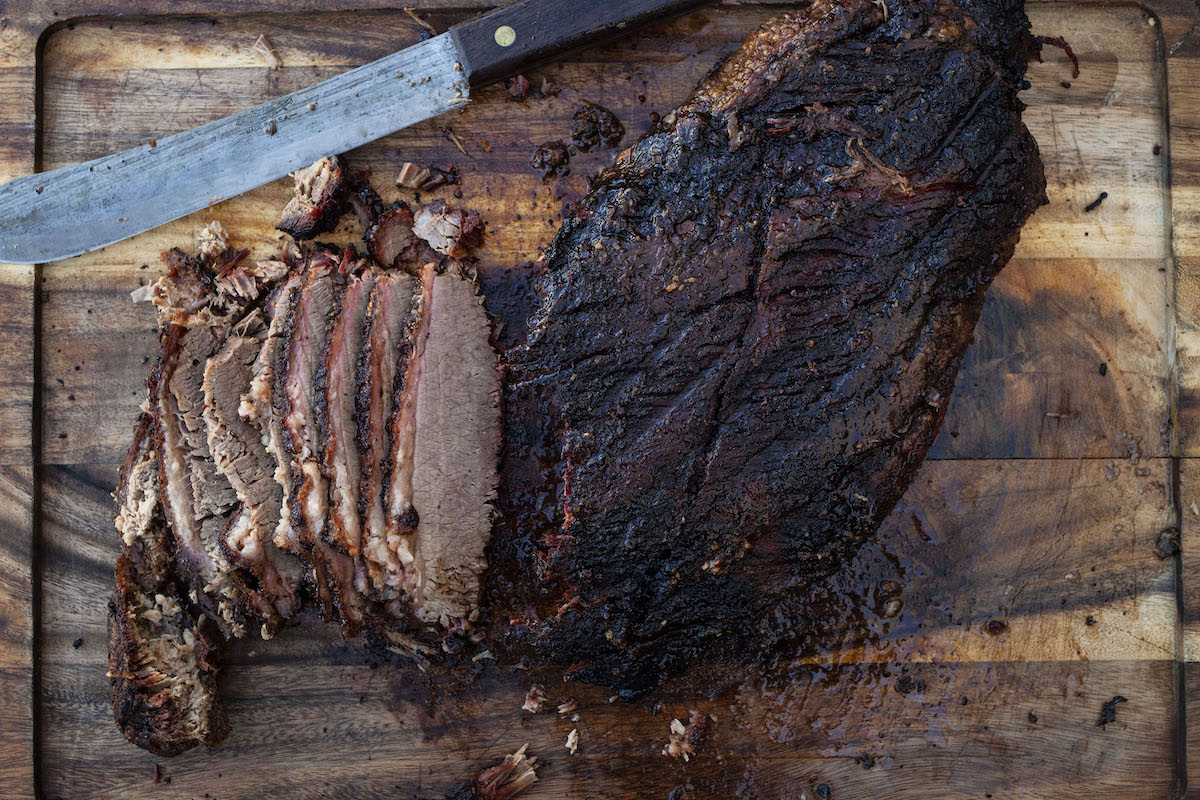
[203,313,303,634]
[321,266,377,559]
[503,0,1046,689]
[247,273,304,554]
[282,253,367,632]
[388,264,499,630]
[154,307,249,638]
[356,271,418,594]
[109,413,229,756]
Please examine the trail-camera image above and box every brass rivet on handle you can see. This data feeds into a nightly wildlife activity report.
[494,25,517,47]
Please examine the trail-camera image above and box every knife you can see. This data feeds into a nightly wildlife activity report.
[0,0,712,265]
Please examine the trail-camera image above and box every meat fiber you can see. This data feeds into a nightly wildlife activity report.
[502,0,1046,689]
[444,746,539,800]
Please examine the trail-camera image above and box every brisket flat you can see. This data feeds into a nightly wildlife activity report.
[389,264,500,631]
[357,271,419,594]
[321,266,377,560]
[502,0,1046,689]
[202,314,303,634]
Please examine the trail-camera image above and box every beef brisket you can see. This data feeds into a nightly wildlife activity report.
[203,314,303,635]
[321,266,377,559]
[109,0,1047,750]
[389,264,500,630]
[502,0,1046,689]
[357,271,419,594]
[109,412,229,756]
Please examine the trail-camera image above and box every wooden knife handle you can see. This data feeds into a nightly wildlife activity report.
[450,0,715,86]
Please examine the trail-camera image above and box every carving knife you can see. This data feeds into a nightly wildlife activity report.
[0,0,712,264]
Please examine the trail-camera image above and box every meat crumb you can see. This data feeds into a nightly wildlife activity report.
[72,637,83,649]
[557,698,578,716]
[1154,527,1181,559]
[565,728,579,755]
[506,74,532,101]
[253,35,282,69]
[445,746,538,800]
[1084,192,1108,212]
[1096,695,1127,728]
[522,684,545,713]
[397,162,459,192]
[662,710,712,761]
[571,101,625,152]
[530,141,570,181]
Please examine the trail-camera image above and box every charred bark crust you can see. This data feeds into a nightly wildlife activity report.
[500,0,1047,691]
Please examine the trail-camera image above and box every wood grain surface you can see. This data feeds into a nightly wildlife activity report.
[0,0,1198,798]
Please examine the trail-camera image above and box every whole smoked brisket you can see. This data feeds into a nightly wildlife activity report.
[502,0,1045,688]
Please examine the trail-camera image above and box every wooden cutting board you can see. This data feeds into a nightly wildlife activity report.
[1,0,1199,797]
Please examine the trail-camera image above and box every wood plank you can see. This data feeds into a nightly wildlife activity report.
[0,467,35,800]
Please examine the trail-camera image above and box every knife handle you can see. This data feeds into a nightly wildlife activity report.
[450,0,714,86]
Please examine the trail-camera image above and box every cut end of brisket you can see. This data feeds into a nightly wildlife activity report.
[277,156,348,240]
[109,554,230,757]
[110,413,229,757]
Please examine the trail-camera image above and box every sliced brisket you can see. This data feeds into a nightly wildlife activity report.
[389,264,499,630]
[109,414,229,756]
[203,314,303,633]
[356,271,418,594]
[321,266,377,560]
[282,253,367,632]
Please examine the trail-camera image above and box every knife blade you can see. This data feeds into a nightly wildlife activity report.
[0,0,712,265]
